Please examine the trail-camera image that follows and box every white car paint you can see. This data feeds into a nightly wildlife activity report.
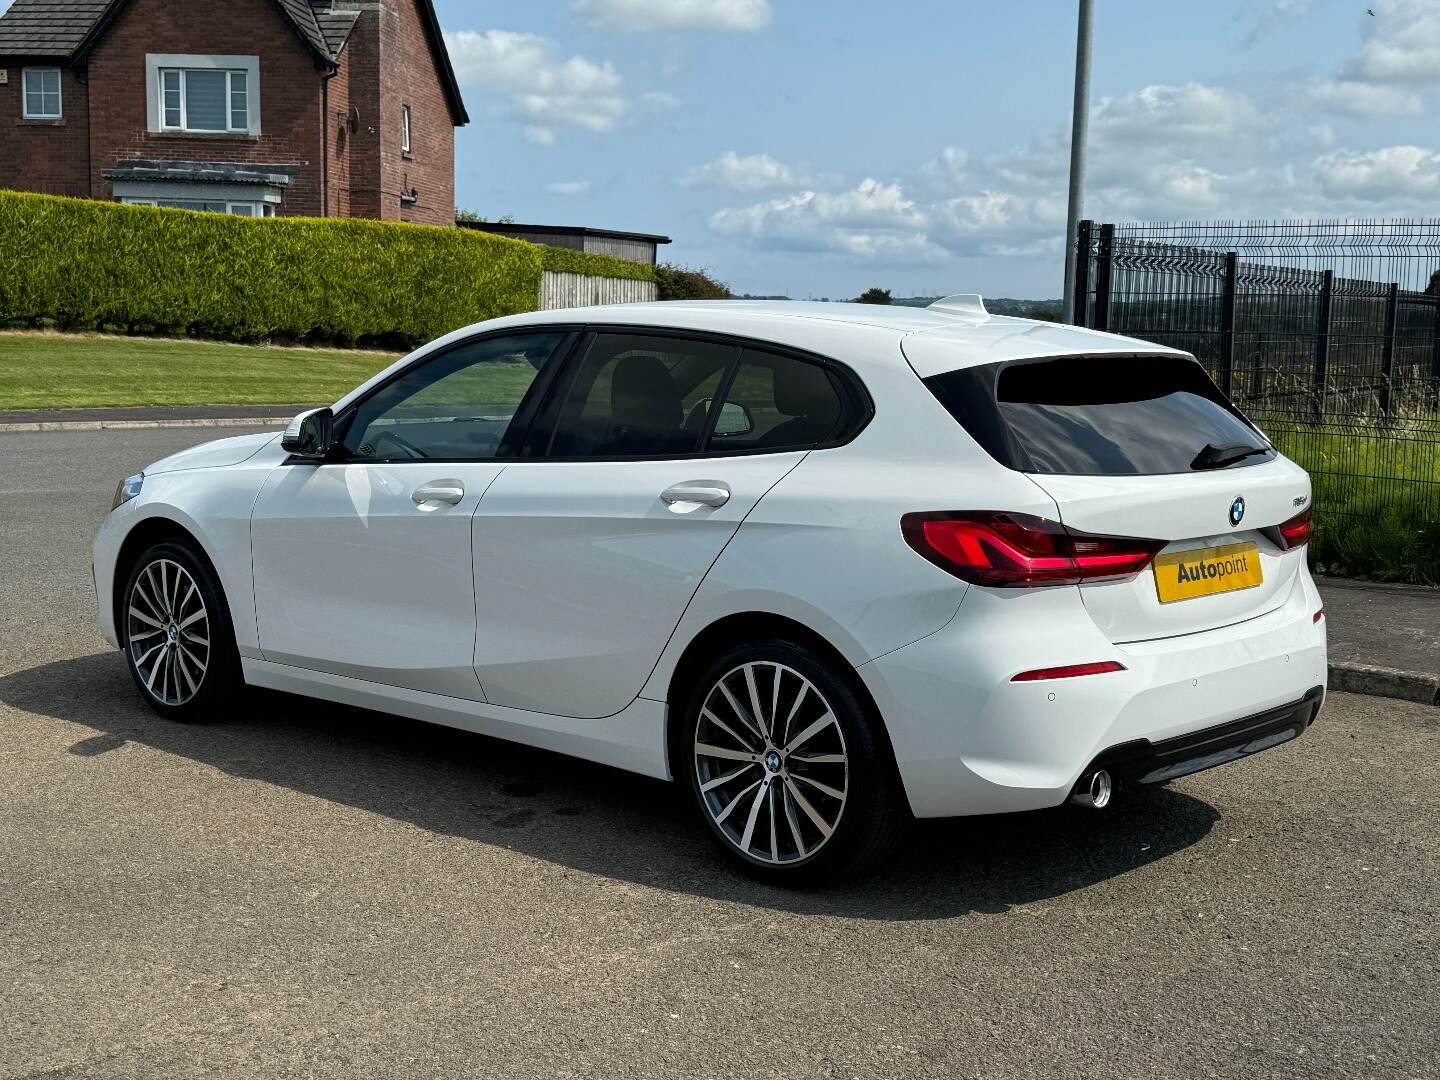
[93,299,1327,818]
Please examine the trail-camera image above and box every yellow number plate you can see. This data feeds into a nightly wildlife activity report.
[1153,542,1263,604]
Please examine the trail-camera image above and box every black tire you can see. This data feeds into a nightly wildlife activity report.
[119,540,242,723]
[680,638,910,886]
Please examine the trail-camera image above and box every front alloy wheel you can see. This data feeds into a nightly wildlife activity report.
[127,557,210,706]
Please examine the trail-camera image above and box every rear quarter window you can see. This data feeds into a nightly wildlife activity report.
[924,354,1275,476]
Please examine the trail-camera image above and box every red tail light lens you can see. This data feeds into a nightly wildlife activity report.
[1273,506,1313,550]
[901,512,1166,588]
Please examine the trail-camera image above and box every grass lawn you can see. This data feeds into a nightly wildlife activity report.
[0,331,401,411]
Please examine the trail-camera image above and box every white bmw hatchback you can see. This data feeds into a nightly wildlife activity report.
[94,297,1327,883]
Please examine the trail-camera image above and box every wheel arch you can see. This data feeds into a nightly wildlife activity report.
[662,611,901,784]
[112,515,234,642]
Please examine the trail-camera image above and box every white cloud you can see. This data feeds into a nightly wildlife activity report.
[545,180,592,196]
[1343,0,1440,84]
[575,0,771,32]
[680,151,810,192]
[1314,145,1440,201]
[710,179,944,260]
[1092,83,1265,143]
[1306,79,1423,116]
[640,89,681,111]
[1237,0,1318,47]
[443,30,627,137]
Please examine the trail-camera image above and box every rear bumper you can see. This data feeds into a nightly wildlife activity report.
[857,569,1327,817]
[1088,684,1324,789]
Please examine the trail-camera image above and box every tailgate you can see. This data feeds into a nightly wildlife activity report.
[1029,457,1311,642]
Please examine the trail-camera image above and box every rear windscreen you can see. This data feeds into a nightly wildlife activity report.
[924,354,1274,476]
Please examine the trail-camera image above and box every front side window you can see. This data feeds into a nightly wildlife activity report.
[342,332,572,461]
[159,67,249,132]
[532,333,738,459]
[22,68,62,119]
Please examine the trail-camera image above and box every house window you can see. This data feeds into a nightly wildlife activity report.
[401,105,412,154]
[160,68,249,132]
[145,54,260,135]
[22,68,62,119]
[122,197,272,217]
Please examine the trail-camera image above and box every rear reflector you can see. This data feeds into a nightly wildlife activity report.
[1272,506,1313,550]
[1314,609,1324,623]
[1012,661,1126,682]
[901,511,1166,588]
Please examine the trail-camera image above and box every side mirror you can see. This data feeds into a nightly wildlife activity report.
[713,400,754,436]
[281,407,334,459]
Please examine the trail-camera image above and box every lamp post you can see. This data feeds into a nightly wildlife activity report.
[1062,0,1094,324]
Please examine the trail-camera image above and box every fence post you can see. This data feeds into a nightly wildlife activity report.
[1380,282,1398,419]
[1219,251,1238,398]
[1313,269,1333,424]
[1072,219,1093,328]
[1094,223,1115,332]
[1432,294,1440,412]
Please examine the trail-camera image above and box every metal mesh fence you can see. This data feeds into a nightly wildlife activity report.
[1073,219,1440,580]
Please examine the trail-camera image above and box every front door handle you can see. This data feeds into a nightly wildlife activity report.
[412,479,465,508]
[661,481,731,510]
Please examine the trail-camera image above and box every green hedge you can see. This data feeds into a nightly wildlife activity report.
[0,191,549,348]
[540,245,657,283]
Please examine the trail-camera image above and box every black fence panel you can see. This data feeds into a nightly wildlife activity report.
[1073,219,1440,583]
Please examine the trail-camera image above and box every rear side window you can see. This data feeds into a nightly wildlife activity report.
[708,348,845,454]
[925,354,1274,476]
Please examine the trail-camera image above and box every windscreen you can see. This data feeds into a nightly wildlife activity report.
[924,354,1274,476]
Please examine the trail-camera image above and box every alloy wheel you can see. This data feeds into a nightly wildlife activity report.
[127,558,210,707]
[693,661,849,864]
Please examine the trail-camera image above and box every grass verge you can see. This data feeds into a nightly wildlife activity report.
[0,331,400,411]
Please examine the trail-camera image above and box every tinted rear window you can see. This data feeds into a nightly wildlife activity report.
[924,354,1274,476]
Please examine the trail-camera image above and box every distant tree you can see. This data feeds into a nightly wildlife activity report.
[656,263,732,301]
[455,209,516,224]
[856,287,892,305]
[1429,268,1440,295]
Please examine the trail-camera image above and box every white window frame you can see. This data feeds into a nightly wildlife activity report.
[144,54,260,135]
[22,67,62,120]
[121,196,269,217]
[401,104,412,154]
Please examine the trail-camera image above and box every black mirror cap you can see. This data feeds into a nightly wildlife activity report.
[281,407,334,458]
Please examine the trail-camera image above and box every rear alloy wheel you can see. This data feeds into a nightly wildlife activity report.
[684,640,908,884]
[121,541,240,722]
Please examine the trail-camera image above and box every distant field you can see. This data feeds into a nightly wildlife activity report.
[0,331,401,411]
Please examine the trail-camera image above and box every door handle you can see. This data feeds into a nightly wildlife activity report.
[660,481,731,510]
[412,479,465,507]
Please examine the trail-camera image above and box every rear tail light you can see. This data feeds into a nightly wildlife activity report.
[1012,661,1126,682]
[901,511,1166,588]
[1270,506,1313,550]
[1314,608,1324,624]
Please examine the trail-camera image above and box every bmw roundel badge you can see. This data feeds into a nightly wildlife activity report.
[1229,496,1246,527]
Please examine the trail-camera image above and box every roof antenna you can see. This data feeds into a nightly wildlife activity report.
[927,294,990,321]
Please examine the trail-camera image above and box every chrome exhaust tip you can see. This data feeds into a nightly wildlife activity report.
[1069,768,1113,810]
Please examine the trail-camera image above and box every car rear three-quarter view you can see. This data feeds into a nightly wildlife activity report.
[93,298,1326,886]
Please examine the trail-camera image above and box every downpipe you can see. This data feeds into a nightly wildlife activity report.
[1068,768,1113,810]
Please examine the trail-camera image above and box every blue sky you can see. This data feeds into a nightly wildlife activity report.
[436,0,1440,299]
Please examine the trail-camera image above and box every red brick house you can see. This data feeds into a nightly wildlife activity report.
[0,0,467,224]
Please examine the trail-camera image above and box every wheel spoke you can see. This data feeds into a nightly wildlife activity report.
[714,777,763,826]
[695,742,759,763]
[738,780,768,853]
[790,752,846,764]
[175,648,200,695]
[743,664,769,741]
[129,627,164,642]
[785,776,834,840]
[767,783,779,863]
[782,784,808,858]
[779,680,810,748]
[700,761,757,792]
[700,706,759,753]
[132,577,163,619]
[181,630,209,648]
[154,562,169,618]
[129,606,162,629]
[791,772,846,801]
[785,711,835,754]
[716,680,766,746]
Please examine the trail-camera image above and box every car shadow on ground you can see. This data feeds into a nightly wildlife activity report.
[1,652,1220,920]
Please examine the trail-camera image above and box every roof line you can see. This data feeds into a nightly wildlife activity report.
[71,0,338,66]
[417,0,468,126]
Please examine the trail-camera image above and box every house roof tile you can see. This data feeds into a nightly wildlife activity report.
[0,0,113,57]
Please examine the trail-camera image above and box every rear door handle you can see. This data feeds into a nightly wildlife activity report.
[661,481,731,509]
[412,479,465,507]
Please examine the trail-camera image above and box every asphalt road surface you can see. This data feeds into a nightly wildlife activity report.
[2,427,1437,1080]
